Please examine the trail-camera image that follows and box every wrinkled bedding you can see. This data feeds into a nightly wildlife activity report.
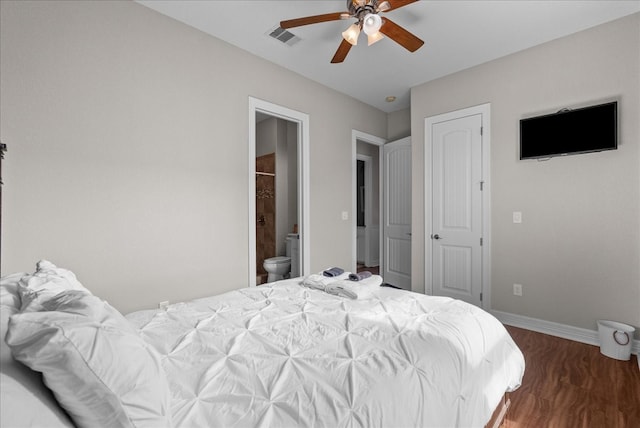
[127,279,525,428]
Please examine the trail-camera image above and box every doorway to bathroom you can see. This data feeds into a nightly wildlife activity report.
[248,97,310,287]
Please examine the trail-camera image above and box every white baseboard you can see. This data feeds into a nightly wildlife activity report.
[491,310,640,357]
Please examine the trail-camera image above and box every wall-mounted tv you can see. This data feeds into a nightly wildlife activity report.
[520,101,617,160]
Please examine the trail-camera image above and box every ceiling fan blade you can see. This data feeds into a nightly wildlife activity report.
[331,39,353,63]
[385,0,419,12]
[280,12,347,29]
[379,18,424,52]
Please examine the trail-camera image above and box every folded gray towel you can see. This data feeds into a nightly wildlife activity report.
[323,267,344,277]
[349,271,372,281]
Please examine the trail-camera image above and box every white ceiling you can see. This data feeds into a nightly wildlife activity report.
[136,1,640,113]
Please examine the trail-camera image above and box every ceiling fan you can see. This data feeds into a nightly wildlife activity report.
[280,0,424,63]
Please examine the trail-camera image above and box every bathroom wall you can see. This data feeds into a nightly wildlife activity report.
[255,153,275,282]
[256,116,277,156]
[256,117,278,282]
[287,121,298,239]
[275,119,295,257]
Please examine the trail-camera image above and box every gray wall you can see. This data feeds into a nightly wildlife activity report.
[0,0,386,313]
[387,108,411,141]
[286,122,298,239]
[3,0,636,334]
[410,13,640,332]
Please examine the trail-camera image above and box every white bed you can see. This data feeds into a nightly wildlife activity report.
[1,262,525,428]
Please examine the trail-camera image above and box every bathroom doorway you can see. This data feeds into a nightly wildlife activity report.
[255,115,297,284]
[351,130,385,275]
[249,98,310,287]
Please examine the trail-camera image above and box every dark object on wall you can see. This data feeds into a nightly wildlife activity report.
[520,101,617,160]
[0,142,5,272]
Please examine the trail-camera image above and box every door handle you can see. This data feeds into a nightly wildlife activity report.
[431,234,442,240]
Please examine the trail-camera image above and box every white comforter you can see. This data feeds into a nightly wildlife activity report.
[126,279,525,428]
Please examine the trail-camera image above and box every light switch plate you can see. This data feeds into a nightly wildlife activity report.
[513,211,522,224]
[513,284,523,296]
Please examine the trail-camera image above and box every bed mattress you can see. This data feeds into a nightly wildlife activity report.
[126,279,525,427]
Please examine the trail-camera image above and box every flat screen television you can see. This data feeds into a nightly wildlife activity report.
[519,101,617,160]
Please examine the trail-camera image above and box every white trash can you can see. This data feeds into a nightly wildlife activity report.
[597,320,635,361]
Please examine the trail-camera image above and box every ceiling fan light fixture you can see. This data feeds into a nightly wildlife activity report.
[342,23,360,45]
[367,31,384,46]
[377,1,391,12]
[281,0,424,63]
[362,13,382,35]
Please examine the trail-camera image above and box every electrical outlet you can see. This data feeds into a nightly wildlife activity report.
[513,284,523,296]
[158,301,169,310]
[341,211,349,220]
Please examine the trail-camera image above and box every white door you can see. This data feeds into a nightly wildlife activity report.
[429,113,484,306]
[383,137,411,289]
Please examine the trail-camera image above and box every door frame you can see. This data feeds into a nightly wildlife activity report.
[249,97,310,287]
[351,130,385,273]
[424,103,491,309]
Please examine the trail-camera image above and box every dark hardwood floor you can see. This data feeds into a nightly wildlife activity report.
[505,326,640,428]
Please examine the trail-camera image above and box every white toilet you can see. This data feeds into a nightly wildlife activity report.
[263,256,291,283]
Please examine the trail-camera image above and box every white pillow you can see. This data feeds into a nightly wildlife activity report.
[17,260,91,311]
[7,290,172,428]
[1,272,25,309]
[1,274,74,428]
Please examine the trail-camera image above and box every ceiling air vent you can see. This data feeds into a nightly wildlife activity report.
[267,26,301,46]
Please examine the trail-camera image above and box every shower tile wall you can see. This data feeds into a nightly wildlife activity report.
[256,153,275,284]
